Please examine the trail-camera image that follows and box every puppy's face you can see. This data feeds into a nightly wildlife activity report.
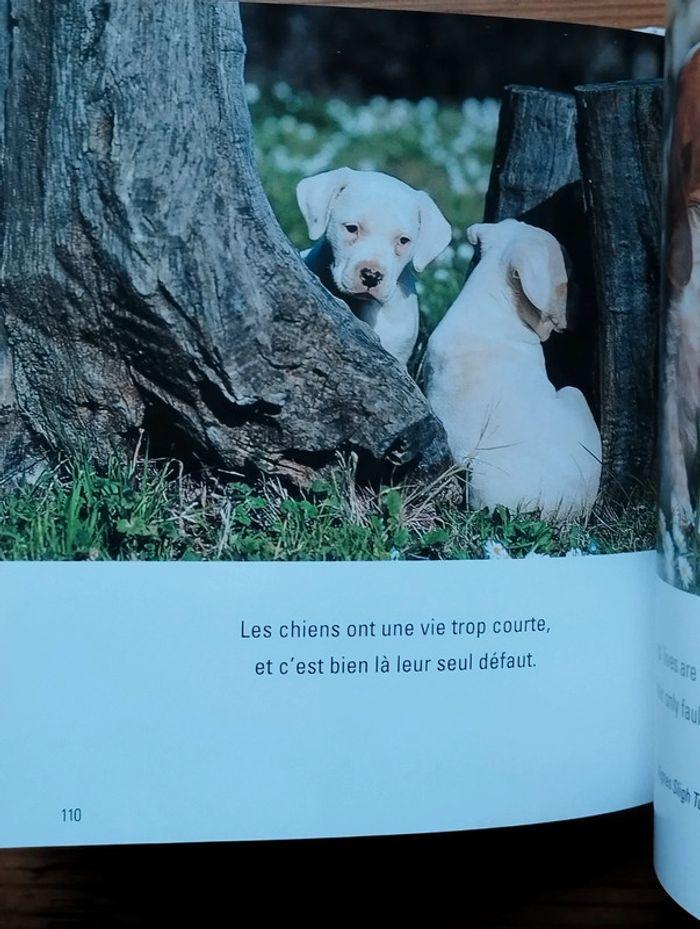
[297,168,452,304]
[325,182,420,303]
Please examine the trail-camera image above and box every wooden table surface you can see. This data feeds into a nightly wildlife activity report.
[1,808,697,928]
[0,2,680,926]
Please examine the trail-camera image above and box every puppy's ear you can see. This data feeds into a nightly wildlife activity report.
[412,191,452,272]
[467,222,502,260]
[296,168,352,240]
[509,230,568,342]
[466,223,489,247]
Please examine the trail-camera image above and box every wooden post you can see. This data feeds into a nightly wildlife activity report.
[575,79,663,491]
[484,86,581,221]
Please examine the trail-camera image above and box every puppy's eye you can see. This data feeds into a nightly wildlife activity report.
[343,223,358,234]
[398,236,411,245]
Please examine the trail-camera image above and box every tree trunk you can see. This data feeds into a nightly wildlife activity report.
[482,85,598,413]
[575,79,663,491]
[0,1,449,488]
[484,86,581,221]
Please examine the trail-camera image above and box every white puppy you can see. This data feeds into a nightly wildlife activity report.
[424,219,602,521]
[297,167,452,365]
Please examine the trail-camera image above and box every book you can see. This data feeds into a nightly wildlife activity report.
[0,0,693,919]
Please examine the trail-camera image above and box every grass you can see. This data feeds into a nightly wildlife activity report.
[0,454,655,562]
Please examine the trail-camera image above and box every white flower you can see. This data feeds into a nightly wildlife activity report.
[279,115,298,133]
[297,123,317,142]
[272,81,292,102]
[245,83,260,105]
[678,555,694,590]
[369,94,388,110]
[436,245,455,266]
[446,161,469,195]
[525,551,548,559]
[386,99,411,129]
[354,109,379,135]
[565,548,584,558]
[417,97,439,119]
[484,539,510,559]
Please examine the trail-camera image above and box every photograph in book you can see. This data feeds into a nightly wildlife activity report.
[0,5,663,562]
[0,2,662,854]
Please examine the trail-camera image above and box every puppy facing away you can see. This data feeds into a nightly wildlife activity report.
[423,219,602,521]
[296,167,452,365]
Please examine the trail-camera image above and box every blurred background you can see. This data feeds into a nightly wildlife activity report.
[241,4,663,333]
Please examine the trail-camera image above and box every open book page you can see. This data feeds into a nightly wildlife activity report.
[0,4,661,848]
[655,2,700,919]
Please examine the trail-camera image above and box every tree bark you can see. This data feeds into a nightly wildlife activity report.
[0,1,449,487]
[575,79,663,491]
[484,86,581,222]
[482,85,598,413]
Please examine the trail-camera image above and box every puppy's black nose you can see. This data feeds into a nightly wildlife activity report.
[360,267,384,289]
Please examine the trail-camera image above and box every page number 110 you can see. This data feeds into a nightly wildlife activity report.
[61,808,82,823]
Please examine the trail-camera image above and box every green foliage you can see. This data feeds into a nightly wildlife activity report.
[0,456,655,562]
[249,84,500,334]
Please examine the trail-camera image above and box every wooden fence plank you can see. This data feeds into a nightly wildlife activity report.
[258,0,665,29]
[576,79,664,489]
